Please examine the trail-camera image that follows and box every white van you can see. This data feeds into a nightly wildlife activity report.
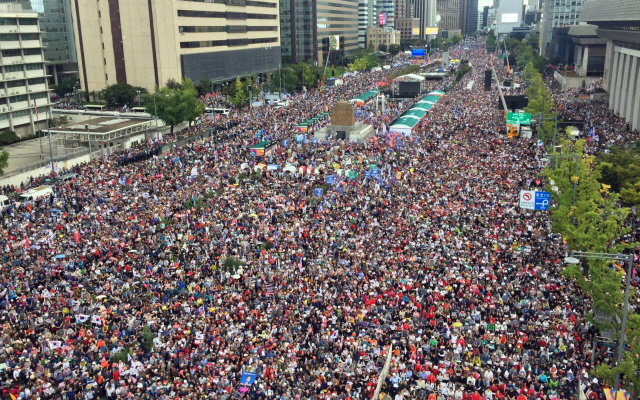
[20,185,53,202]
[0,195,10,212]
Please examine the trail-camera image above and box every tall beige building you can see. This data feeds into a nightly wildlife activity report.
[0,3,52,137]
[70,0,281,94]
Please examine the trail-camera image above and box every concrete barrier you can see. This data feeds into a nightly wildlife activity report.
[0,153,93,187]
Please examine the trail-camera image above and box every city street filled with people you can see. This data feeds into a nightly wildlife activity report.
[0,39,637,400]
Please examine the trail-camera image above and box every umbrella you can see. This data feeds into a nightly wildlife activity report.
[452,321,463,328]
[95,295,107,300]
[56,254,66,259]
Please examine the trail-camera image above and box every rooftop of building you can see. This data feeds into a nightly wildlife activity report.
[52,117,151,135]
[579,0,640,23]
[568,24,598,37]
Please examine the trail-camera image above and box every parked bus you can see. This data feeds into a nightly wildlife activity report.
[204,107,230,116]
[84,104,106,111]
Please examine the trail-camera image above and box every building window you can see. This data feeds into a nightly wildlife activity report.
[180,37,277,48]
[27,78,44,85]
[31,92,48,99]
[0,18,17,25]
[7,80,25,88]
[4,65,22,73]
[26,63,43,71]
[177,10,277,19]
[0,34,19,41]
[21,33,39,41]
[10,95,27,103]
[12,110,30,118]
[2,49,21,57]
[23,49,41,56]
[18,18,38,25]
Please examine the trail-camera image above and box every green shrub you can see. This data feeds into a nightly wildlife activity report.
[0,131,19,146]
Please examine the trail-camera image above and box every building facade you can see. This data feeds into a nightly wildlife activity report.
[358,0,376,47]
[395,17,419,41]
[316,0,358,64]
[376,0,395,28]
[579,0,640,131]
[460,0,478,36]
[71,0,281,94]
[414,0,436,39]
[539,0,585,57]
[437,0,461,31]
[365,26,400,49]
[0,3,52,137]
[495,0,522,35]
[28,0,77,85]
[281,0,315,62]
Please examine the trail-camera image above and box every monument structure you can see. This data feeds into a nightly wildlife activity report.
[314,96,375,142]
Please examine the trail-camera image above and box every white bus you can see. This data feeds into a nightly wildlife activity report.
[204,107,230,116]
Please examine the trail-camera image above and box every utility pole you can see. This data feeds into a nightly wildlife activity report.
[47,108,53,166]
[154,92,158,137]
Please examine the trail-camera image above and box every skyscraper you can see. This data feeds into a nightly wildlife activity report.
[461,0,478,36]
[414,0,436,39]
[35,0,77,85]
[358,0,376,48]
[281,0,315,62]
[437,0,461,32]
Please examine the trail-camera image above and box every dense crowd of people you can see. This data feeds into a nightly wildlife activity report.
[0,39,636,400]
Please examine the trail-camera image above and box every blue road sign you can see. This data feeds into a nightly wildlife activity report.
[534,191,550,211]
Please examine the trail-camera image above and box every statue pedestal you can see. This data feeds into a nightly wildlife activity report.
[314,122,374,142]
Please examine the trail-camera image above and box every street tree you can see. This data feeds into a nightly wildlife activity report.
[0,148,8,176]
[232,77,247,108]
[101,83,147,108]
[143,78,204,134]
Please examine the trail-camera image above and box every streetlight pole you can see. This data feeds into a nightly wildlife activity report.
[153,92,158,138]
[246,85,252,108]
[565,252,635,390]
[137,90,141,107]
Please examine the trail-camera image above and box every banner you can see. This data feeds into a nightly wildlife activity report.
[239,371,258,397]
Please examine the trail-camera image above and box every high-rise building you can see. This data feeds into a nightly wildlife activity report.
[495,0,522,35]
[31,0,78,85]
[281,0,315,62]
[358,0,376,48]
[0,3,52,137]
[437,0,461,31]
[376,0,395,28]
[395,17,420,42]
[283,0,358,64]
[482,6,489,28]
[71,0,281,94]
[460,0,478,36]
[539,0,585,57]
[414,0,436,39]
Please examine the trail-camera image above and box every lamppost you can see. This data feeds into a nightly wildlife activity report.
[565,252,635,390]
[153,92,158,137]
[136,90,141,107]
